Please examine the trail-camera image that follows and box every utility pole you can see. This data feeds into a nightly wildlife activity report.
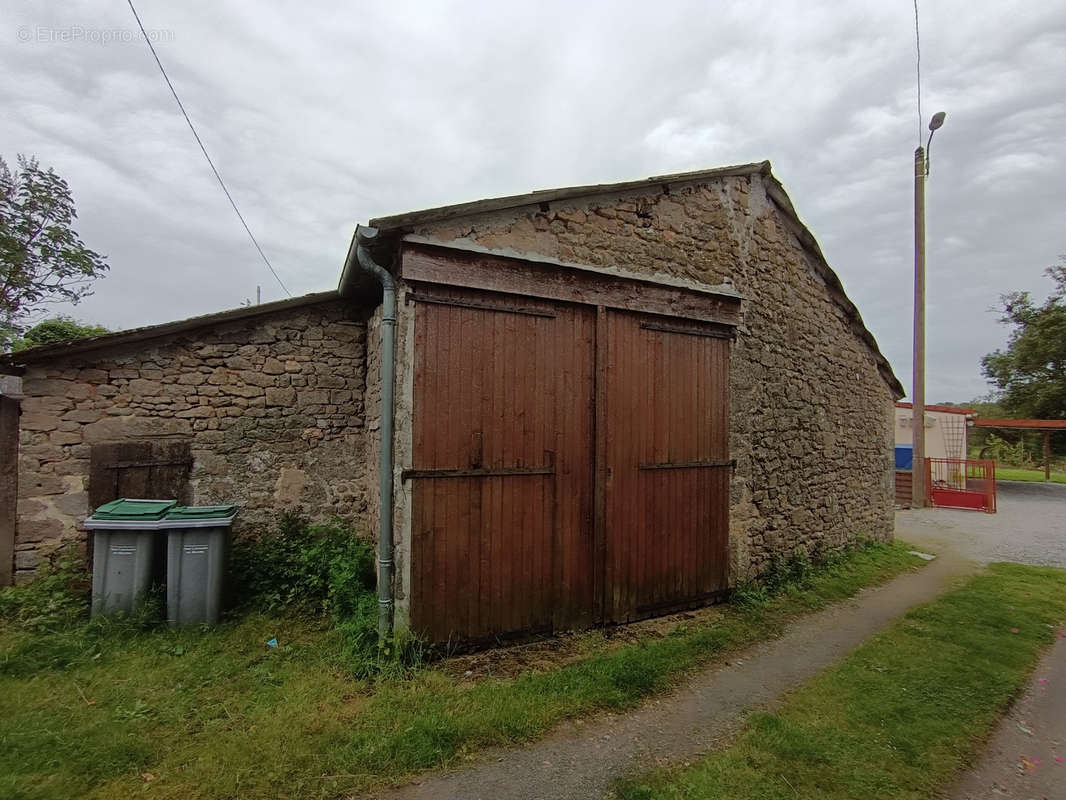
[912,145,927,508]
[912,111,946,510]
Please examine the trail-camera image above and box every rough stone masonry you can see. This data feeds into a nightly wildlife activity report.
[400,172,897,580]
[8,167,899,591]
[12,298,369,581]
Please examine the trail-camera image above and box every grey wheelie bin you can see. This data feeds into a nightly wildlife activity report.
[162,505,237,626]
[84,499,176,617]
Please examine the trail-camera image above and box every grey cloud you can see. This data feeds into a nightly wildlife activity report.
[2,0,1064,403]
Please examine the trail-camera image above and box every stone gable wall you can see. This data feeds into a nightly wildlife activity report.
[14,299,369,581]
[411,174,896,579]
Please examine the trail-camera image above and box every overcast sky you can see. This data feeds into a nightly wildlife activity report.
[2,1,1064,402]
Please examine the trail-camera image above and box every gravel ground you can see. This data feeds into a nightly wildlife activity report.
[897,481,1066,568]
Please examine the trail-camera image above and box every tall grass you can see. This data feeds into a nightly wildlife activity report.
[0,539,923,799]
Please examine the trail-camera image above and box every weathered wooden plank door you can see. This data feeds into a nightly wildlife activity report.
[88,441,193,510]
[408,286,596,643]
[0,395,19,586]
[87,440,193,584]
[603,310,731,621]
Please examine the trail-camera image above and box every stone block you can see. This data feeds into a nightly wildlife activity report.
[78,369,109,383]
[297,390,329,406]
[53,492,89,516]
[15,548,43,570]
[228,384,266,398]
[238,371,276,388]
[20,395,74,414]
[49,430,83,446]
[175,406,216,419]
[20,414,59,432]
[53,459,90,477]
[265,387,297,406]
[206,368,232,386]
[19,473,69,497]
[62,408,105,423]
[22,378,74,397]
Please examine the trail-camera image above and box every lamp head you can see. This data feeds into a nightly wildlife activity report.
[928,111,946,131]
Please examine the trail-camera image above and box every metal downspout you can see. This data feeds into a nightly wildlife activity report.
[353,225,397,641]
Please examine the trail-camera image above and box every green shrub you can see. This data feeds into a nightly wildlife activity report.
[229,512,375,617]
[733,542,853,610]
[0,551,89,632]
[225,514,419,675]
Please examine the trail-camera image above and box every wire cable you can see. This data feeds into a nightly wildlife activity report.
[126,0,291,297]
[913,0,923,146]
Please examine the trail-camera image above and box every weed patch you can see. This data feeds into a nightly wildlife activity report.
[0,538,921,799]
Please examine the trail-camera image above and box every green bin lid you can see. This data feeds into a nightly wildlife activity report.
[91,498,177,520]
[164,505,237,520]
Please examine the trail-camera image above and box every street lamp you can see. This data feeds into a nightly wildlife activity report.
[912,110,946,509]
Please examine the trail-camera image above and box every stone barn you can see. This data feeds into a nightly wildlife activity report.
[0,161,903,643]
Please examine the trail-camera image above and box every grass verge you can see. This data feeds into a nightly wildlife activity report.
[0,540,923,799]
[616,562,1066,800]
[994,467,1066,484]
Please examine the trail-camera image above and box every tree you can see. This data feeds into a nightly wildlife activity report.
[9,316,109,353]
[0,155,109,348]
[982,259,1066,420]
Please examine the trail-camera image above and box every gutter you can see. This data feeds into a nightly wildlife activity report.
[340,224,397,641]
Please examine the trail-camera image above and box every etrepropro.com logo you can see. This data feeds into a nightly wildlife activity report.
[16,25,174,44]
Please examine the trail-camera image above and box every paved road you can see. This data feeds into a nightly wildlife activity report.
[897,480,1066,568]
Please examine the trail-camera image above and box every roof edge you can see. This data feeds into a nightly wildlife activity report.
[364,159,903,400]
[895,402,975,415]
[370,161,772,232]
[1,290,342,368]
[762,172,905,400]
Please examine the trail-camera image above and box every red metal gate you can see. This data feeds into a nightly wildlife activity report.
[925,458,997,513]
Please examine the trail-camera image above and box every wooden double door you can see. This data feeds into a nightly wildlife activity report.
[407,285,731,643]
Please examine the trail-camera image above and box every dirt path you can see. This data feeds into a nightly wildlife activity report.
[378,550,973,800]
[944,632,1066,799]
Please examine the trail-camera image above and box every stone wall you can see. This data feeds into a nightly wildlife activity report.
[410,174,897,580]
[14,298,370,581]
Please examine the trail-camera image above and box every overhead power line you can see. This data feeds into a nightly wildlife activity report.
[913,0,923,146]
[126,0,292,297]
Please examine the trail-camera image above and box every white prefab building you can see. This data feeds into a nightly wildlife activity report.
[894,402,973,462]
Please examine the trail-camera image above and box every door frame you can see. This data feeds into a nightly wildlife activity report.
[395,241,742,640]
